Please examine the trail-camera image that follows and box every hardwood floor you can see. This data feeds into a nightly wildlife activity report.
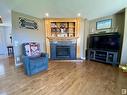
[0,57,127,95]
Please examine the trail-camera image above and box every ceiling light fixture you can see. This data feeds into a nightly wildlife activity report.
[45,13,49,17]
[77,13,81,17]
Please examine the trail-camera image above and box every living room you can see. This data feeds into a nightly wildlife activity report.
[0,0,127,95]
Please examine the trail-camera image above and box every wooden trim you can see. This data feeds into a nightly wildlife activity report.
[47,37,79,41]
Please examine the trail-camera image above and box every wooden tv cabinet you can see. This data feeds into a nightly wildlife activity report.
[88,49,119,65]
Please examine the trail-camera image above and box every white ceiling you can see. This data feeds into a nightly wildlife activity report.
[1,0,127,24]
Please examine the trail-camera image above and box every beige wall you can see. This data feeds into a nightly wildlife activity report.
[80,19,89,59]
[12,11,46,57]
[89,13,125,34]
[121,8,127,64]
[84,19,89,59]
[79,18,89,59]
[79,18,85,58]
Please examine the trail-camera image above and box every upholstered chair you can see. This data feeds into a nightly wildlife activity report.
[22,42,48,76]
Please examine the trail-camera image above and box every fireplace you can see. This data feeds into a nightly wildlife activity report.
[56,46,70,58]
[50,41,76,60]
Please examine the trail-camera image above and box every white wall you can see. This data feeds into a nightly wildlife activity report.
[0,4,12,56]
[84,19,89,59]
[80,18,89,59]
[121,8,127,64]
[79,18,85,58]
[0,27,7,55]
[4,26,12,46]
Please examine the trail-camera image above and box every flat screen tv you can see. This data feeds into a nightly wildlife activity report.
[89,33,120,51]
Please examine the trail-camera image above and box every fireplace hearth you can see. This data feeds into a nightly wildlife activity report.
[50,41,76,60]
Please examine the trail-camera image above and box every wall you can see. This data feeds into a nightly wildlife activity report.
[121,8,127,64]
[0,8,12,56]
[0,26,12,55]
[5,26,12,46]
[80,18,89,59]
[0,26,7,55]
[12,11,45,63]
[79,18,85,58]
[83,19,89,59]
[89,13,125,34]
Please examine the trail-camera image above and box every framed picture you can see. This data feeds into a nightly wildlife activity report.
[19,17,38,30]
[96,19,112,30]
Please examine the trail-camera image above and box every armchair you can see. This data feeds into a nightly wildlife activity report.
[22,42,48,76]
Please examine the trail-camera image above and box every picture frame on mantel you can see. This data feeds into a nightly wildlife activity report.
[96,19,112,30]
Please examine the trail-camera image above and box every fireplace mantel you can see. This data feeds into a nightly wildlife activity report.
[47,37,79,41]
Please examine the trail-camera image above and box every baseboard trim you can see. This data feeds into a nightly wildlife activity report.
[49,59,83,62]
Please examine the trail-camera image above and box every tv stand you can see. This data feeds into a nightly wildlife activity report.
[88,49,118,65]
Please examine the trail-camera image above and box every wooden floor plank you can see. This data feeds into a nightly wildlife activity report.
[0,57,127,95]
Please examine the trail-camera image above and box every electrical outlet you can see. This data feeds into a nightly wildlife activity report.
[16,57,20,62]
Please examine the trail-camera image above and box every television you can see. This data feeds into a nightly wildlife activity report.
[89,33,120,51]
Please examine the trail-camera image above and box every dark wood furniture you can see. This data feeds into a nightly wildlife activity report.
[88,49,118,65]
[7,46,14,56]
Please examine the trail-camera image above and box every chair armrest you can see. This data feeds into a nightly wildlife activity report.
[41,53,48,58]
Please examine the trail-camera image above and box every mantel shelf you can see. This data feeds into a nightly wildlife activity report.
[47,37,79,41]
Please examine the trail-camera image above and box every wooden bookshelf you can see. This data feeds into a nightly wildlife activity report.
[44,18,81,58]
